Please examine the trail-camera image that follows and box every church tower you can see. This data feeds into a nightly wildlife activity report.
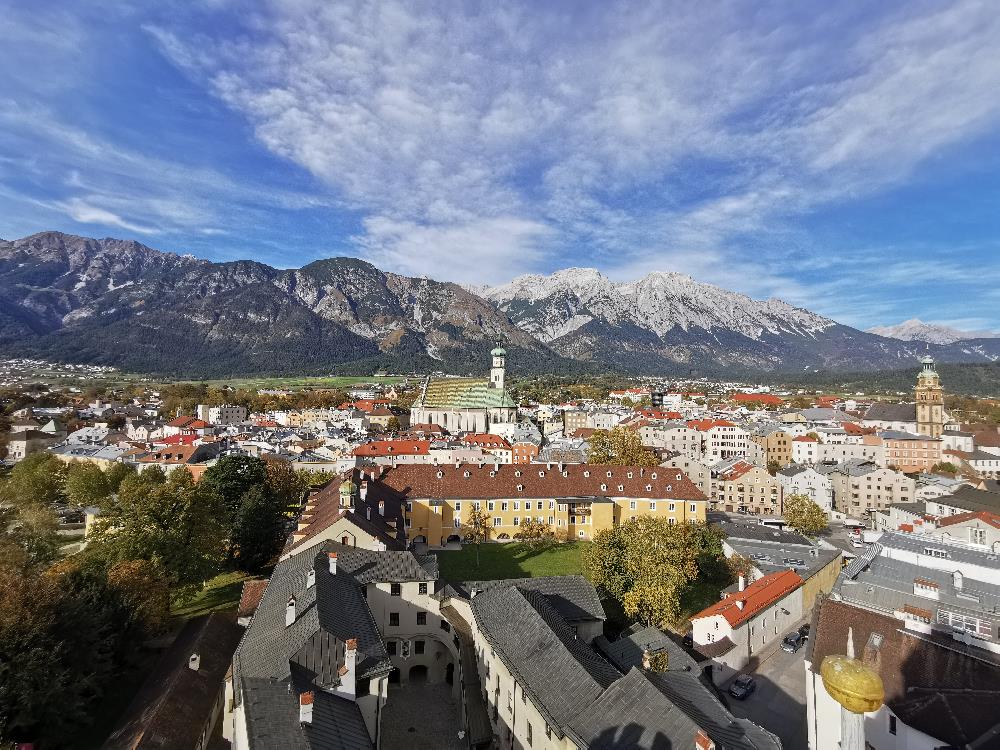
[915,354,944,437]
[490,342,506,391]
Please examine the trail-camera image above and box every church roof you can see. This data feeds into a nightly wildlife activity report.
[415,377,517,410]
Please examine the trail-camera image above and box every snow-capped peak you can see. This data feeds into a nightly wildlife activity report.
[866,318,997,345]
[482,267,836,342]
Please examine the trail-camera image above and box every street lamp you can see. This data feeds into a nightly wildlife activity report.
[820,655,884,750]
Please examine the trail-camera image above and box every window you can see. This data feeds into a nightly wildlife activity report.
[406,501,413,513]
[415,640,425,655]
[418,582,428,595]
[488,501,495,511]
[527,723,533,746]
[502,502,509,511]
[630,500,637,510]
[440,619,451,632]
[455,502,462,512]
[545,725,552,740]
[668,502,675,511]
[389,612,399,626]
[387,640,397,655]
[649,502,656,511]
[493,517,502,527]
[690,503,697,513]
[537,501,544,510]
[513,501,520,510]
[889,716,897,735]
[548,516,554,525]
[417,612,427,625]
[391,583,402,597]
[578,530,585,538]
[924,547,949,559]
[514,517,520,526]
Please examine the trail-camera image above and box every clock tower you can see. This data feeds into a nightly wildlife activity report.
[915,355,944,438]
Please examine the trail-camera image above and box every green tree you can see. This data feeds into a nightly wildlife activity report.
[0,452,66,508]
[766,459,781,476]
[0,502,61,572]
[460,504,493,567]
[783,494,829,535]
[585,517,726,629]
[65,462,111,507]
[200,455,269,524]
[386,416,402,433]
[89,468,226,597]
[231,485,287,572]
[512,518,556,549]
[587,427,658,466]
[931,461,959,474]
[264,457,307,508]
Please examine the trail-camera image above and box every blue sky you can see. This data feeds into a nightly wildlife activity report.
[2,1,999,331]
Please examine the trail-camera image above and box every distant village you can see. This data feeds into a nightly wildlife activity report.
[3,347,999,750]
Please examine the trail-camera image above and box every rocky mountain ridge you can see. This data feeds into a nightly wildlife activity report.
[3,232,1000,377]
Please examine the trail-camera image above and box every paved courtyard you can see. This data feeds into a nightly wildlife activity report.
[382,681,466,750]
[725,638,809,749]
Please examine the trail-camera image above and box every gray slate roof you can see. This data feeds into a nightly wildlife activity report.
[715,521,812,546]
[864,403,917,423]
[471,585,620,736]
[241,677,372,749]
[933,486,1000,514]
[455,575,606,623]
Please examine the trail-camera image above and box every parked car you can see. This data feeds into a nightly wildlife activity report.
[851,538,865,548]
[729,674,756,699]
[781,631,805,653]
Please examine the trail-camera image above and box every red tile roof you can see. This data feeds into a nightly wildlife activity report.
[691,570,803,627]
[165,416,208,429]
[237,579,269,619]
[687,419,736,431]
[462,434,512,449]
[937,510,1000,529]
[353,439,430,457]
[793,435,818,442]
[377,462,706,501]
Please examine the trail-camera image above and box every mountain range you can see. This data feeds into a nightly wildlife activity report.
[3,231,1000,379]
[865,318,999,345]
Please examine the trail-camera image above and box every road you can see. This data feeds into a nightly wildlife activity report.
[725,636,809,749]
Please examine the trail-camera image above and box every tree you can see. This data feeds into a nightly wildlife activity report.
[585,517,726,629]
[0,502,61,572]
[200,455,269,525]
[783,494,828,535]
[460,504,493,567]
[587,427,658,466]
[264,457,307,508]
[231,485,287,572]
[105,559,171,635]
[0,452,66,508]
[65,462,111,507]
[766,459,781,476]
[88,468,226,597]
[727,553,756,580]
[931,461,959,475]
[513,518,556,549]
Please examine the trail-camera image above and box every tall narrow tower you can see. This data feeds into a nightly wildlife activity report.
[915,354,944,437]
[490,342,506,391]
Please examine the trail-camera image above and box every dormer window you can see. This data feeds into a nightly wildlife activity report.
[676,473,681,481]
[490,470,496,477]
[606,471,613,478]
[666,485,672,492]
[515,470,521,477]
[584,470,590,478]
[627,472,633,479]
[651,472,657,479]
[517,484,524,491]
[601,483,607,491]
[645,484,652,491]
[618,484,624,492]
[436,470,443,479]
[538,471,545,477]
[464,471,470,478]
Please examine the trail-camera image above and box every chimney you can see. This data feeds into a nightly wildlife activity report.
[286,596,297,627]
[455,460,461,469]
[299,691,314,724]
[735,600,744,610]
[378,500,385,516]
[953,570,963,590]
[366,507,372,520]
[334,638,358,700]
[359,480,368,501]
[307,568,316,588]
[641,649,652,670]
[694,729,716,750]
[494,462,500,472]
[188,653,201,671]
[738,575,746,592]
[328,552,338,575]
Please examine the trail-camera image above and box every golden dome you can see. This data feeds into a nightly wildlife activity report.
[820,655,885,714]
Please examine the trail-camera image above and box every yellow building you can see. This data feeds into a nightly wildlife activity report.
[376,463,708,546]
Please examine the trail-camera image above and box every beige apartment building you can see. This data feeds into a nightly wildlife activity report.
[715,463,783,515]
[830,464,916,517]
[750,428,795,468]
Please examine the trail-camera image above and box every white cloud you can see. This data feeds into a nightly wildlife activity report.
[57,198,158,235]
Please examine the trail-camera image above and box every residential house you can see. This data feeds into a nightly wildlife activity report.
[777,465,834,514]
[829,462,915,519]
[879,431,942,473]
[690,570,804,681]
[715,462,783,515]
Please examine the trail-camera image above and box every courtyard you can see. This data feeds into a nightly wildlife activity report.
[381,681,466,750]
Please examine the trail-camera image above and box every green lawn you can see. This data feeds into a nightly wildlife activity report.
[170,569,257,620]
[435,541,589,581]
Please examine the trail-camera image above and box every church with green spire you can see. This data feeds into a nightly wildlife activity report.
[409,343,518,433]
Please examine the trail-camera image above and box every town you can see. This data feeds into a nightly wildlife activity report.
[2,345,998,749]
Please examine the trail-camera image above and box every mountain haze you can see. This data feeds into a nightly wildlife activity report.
[3,232,1000,377]
[866,318,999,345]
